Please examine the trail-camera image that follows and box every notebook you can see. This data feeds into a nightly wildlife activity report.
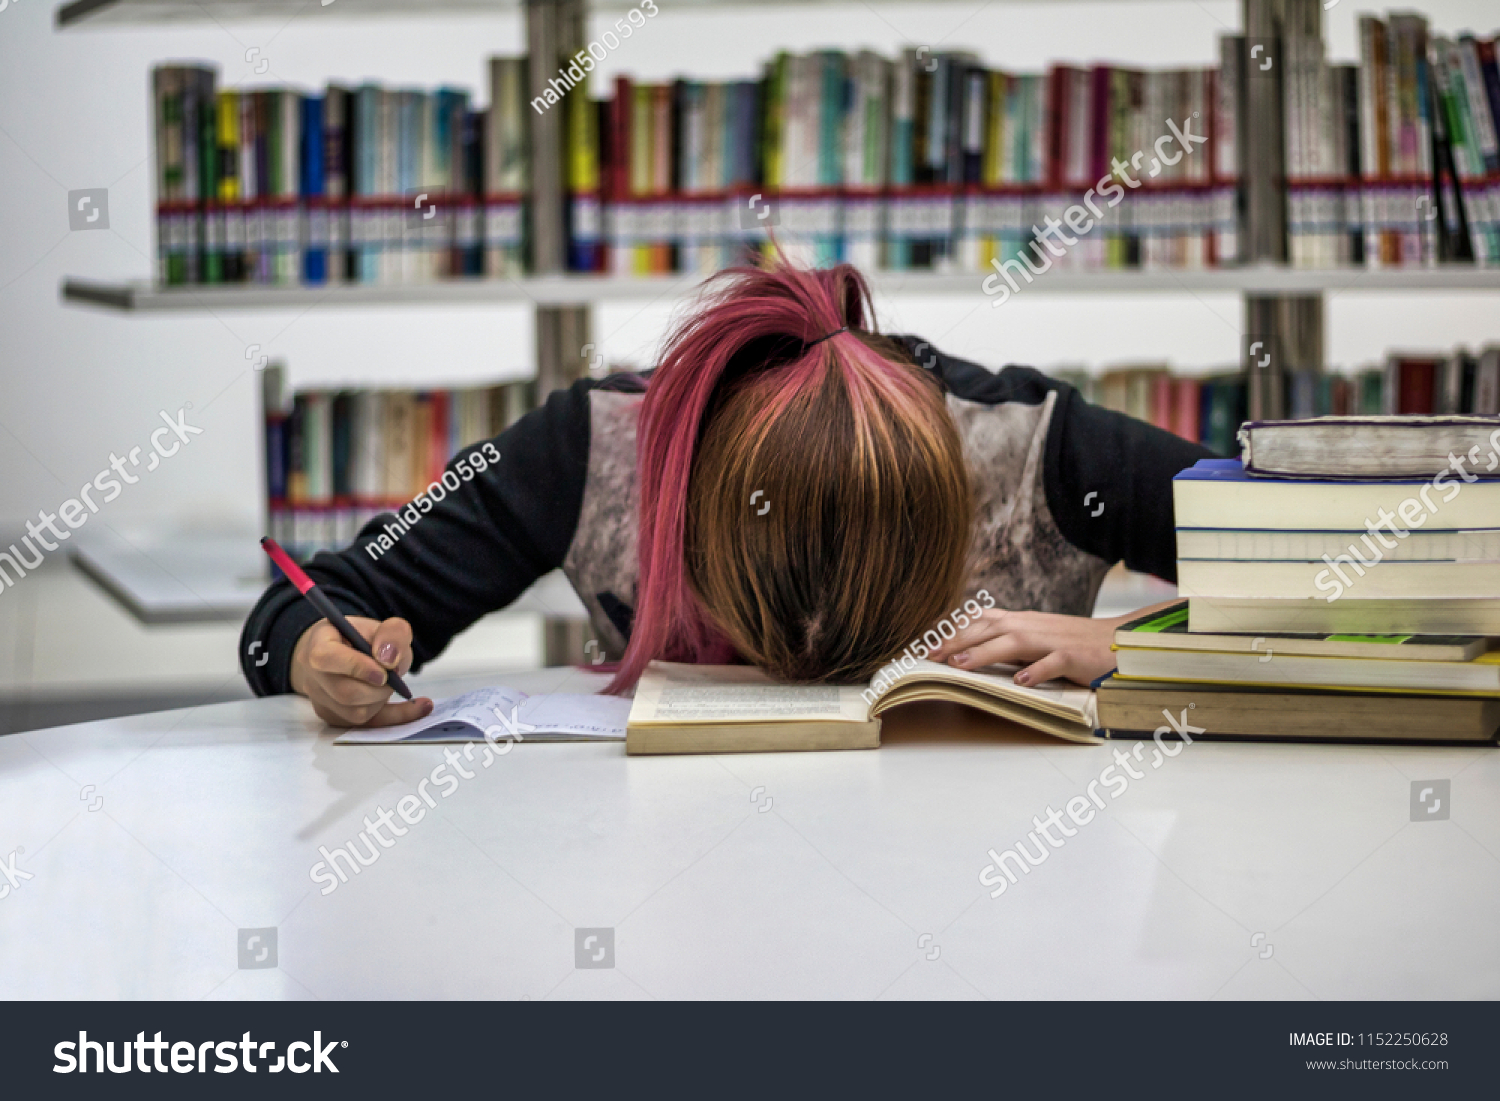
[335,687,633,744]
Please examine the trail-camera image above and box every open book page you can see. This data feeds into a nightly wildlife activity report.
[336,687,632,744]
[629,661,871,725]
[872,660,1098,726]
[518,692,635,737]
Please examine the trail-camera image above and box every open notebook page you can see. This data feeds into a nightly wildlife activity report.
[629,662,871,725]
[336,687,633,744]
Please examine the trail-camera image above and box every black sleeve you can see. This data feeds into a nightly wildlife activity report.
[1041,378,1215,583]
[238,376,597,696]
[890,334,1213,584]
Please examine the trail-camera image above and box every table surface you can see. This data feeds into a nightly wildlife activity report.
[2,665,1496,1000]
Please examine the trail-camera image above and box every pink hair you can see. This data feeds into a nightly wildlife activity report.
[605,260,944,693]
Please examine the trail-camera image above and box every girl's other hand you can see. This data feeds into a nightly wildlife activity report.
[927,602,1175,688]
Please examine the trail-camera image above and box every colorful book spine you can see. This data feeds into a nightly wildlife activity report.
[485,58,528,278]
[152,66,214,287]
[301,94,327,285]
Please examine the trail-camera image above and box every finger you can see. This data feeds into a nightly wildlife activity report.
[320,675,395,709]
[1014,650,1070,687]
[948,632,1041,670]
[930,608,1016,660]
[346,616,383,642]
[310,698,382,729]
[370,617,415,672]
[356,697,435,728]
[307,634,390,687]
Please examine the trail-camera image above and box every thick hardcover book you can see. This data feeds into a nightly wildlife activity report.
[1187,596,1500,636]
[1237,414,1500,478]
[1173,458,1500,529]
[1098,674,1500,743]
[1177,525,1500,564]
[1114,644,1500,694]
[625,660,1100,755]
[1178,559,1500,602]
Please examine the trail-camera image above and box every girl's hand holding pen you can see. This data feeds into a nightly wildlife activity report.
[290,615,434,728]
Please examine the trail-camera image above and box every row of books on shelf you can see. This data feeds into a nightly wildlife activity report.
[151,62,529,287]
[1056,344,1500,454]
[150,11,1500,289]
[1099,414,1500,744]
[261,365,537,558]
[1284,13,1500,267]
[151,48,1236,286]
[262,342,1500,560]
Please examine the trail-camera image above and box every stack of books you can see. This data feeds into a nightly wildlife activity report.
[1097,414,1500,743]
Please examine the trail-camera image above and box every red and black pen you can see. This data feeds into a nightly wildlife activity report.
[259,536,414,700]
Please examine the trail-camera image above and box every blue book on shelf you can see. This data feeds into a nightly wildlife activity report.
[301,94,326,285]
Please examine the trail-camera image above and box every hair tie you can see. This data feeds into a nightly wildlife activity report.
[806,326,849,347]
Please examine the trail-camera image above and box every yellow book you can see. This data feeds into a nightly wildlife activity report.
[982,70,1005,186]
[216,91,239,201]
[567,75,598,193]
[630,85,652,274]
[763,53,787,190]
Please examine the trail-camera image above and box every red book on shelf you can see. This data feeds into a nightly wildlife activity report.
[607,75,633,274]
[1150,373,1173,431]
[1089,64,1112,186]
[1045,65,1075,191]
[650,83,673,274]
[1172,377,1201,441]
[1389,356,1440,414]
[428,389,450,485]
[612,77,631,204]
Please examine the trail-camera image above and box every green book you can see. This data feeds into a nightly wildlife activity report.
[1357,367,1384,414]
[1114,601,1489,662]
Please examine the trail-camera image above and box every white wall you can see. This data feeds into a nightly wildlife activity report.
[2,0,1498,539]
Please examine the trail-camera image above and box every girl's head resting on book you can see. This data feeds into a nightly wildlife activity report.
[607,259,973,692]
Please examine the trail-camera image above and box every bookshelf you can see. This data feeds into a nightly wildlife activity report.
[55,0,974,29]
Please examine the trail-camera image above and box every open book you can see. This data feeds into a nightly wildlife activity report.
[625,659,1100,755]
[335,687,633,744]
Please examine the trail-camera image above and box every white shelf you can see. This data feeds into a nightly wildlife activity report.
[61,266,1500,312]
[56,0,1182,29]
[72,534,586,625]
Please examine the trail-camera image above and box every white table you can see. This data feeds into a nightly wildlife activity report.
[2,666,1496,1000]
